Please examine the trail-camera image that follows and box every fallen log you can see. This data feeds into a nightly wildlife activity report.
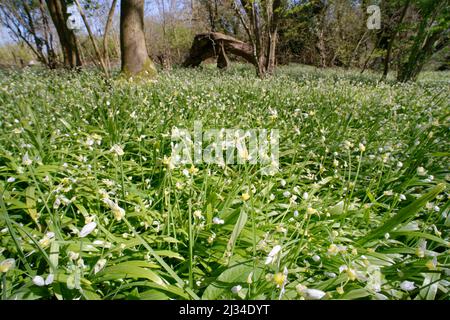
[183,32,256,69]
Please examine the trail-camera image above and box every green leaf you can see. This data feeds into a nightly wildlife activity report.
[139,289,170,300]
[95,261,165,286]
[154,250,185,261]
[357,183,446,245]
[202,262,259,300]
[417,273,440,300]
[223,209,248,260]
[25,186,40,226]
[341,288,370,300]
[390,231,449,247]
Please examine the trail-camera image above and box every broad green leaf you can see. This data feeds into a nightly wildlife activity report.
[95,261,165,286]
[341,288,370,300]
[139,289,170,300]
[417,273,440,300]
[154,250,185,261]
[223,209,248,260]
[203,262,260,300]
[358,183,446,245]
[25,186,40,226]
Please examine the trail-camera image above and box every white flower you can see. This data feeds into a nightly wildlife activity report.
[283,191,291,198]
[7,177,15,183]
[231,285,242,294]
[193,210,204,219]
[302,192,309,200]
[46,232,55,239]
[22,152,33,166]
[296,284,326,300]
[86,138,94,146]
[68,251,79,260]
[33,275,46,286]
[399,194,406,201]
[333,159,339,167]
[103,198,125,221]
[358,143,366,152]
[45,274,54,285]
[312,255,321,262]
[32,275,54,286]
[212,217,224,225]
[397,161,403,168]
[366,266,382,292]
[79,222,97,237]
[102,179,115,187]
[110,144,124,156]
[400,280,415,291]
[265,245,282,265]
[293,210,299,218]
[94,258,107,274]
[417,167,427,176]
[343,140,353,150]
[0,258,16,273]
[247,272,254,284]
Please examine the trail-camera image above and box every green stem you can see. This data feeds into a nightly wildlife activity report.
[188,199,193,289]
[2,273,6,300]
[29,167,63,240]
[122,217,200,300]
[120,156,125,200]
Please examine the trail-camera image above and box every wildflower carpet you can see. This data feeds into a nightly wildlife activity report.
[0,65,448,300]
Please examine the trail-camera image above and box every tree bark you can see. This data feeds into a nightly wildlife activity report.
[46,0,82,68]
[103,0,118,69]
[183,32,256,68]
[120,0,156,77]
[381,0,410,80]
[39,0,57,68]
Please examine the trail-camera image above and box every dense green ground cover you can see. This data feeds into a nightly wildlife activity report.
[0,65,448,300]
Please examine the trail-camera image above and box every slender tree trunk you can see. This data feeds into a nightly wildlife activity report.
[39,0,57,68]
[381,0,410,80]
[23,2,47,65]
[73,0,109,76]
[266,29,277,74]
[120,0,157,77]
[46,0,82,68]
[103,0,118,69]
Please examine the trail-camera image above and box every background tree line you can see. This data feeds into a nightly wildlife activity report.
[0,0,448,81]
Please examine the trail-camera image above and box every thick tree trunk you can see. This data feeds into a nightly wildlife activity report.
[120,0,157,77]
[183,32,256,68]
[46,0,82,68]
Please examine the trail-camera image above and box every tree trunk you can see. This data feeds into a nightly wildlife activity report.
[46,0,82,68]
[103,0,118,69]
[183,32,256,68]
[120,0,156,77]
[39,0,57,68]
[381,0,410,80]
